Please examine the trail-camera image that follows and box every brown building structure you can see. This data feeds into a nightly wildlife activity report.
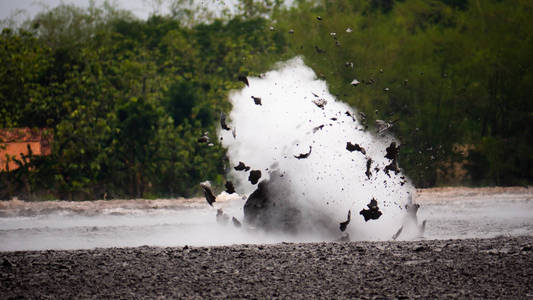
[0,128,53,171]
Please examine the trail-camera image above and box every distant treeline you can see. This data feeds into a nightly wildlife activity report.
[0,0,531,200]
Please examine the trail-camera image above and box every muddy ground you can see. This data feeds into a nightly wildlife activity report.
[1,235,532,299]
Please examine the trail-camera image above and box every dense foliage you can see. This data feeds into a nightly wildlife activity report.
[0,0,531,200]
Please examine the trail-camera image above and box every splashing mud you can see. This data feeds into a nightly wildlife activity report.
[218,57,415,240]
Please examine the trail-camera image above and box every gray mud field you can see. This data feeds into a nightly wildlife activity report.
[2,236,533,299]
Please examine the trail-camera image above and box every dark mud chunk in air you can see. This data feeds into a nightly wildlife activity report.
[384,161,400,176]
[384,142,400,176]
[238,75,249,86]
[385,142,400,161]
[220,112,230,131]
[200,182,216,206]
[225,181,236,194]
[197,135,209,143]
[294,146,312,159]
[313,124,325,133]
[345,111,356,121]
[360,198,382,221]
[339,210,351,232]
[251,96,262,106]
[234,161,251,172]
[365,158,373,179]
[312,97,327,109]
[248,170,262,185]
[346,142,366,155]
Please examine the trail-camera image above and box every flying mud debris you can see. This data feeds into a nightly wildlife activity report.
[385,142,399,161]
[313,124,325,133]
[238,75,249,87]
[251,96,262,105]
[220,112,231,131]
[384,164,400,175]
[197,135,209,143]
[365,158,373,179]
[345,111,356,121]
[346,142,366,155]
[312,98,327,109]
[225,181,236,194]
[294,146,312,159]
[200,182,216,206]
[339,210,351,232]
[248,170,262,185]
[360,198,382,222]
[384,142,401,176]
[234,162,251,172]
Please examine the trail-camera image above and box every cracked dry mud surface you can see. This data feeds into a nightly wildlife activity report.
[1,236,533,299]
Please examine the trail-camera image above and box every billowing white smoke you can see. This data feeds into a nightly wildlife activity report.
[219,57,414,241]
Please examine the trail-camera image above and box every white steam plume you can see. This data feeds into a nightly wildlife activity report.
[219,57,414,241]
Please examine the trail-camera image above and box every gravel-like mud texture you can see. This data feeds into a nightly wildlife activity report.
[2,236,533,299]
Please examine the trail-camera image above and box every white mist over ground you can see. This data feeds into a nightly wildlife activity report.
[1,188,533,251]
[219,57,413,240]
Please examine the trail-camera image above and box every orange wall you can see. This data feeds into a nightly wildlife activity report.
[0,142,42,171]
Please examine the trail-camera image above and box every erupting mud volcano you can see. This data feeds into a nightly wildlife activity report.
[214,57,418,241]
